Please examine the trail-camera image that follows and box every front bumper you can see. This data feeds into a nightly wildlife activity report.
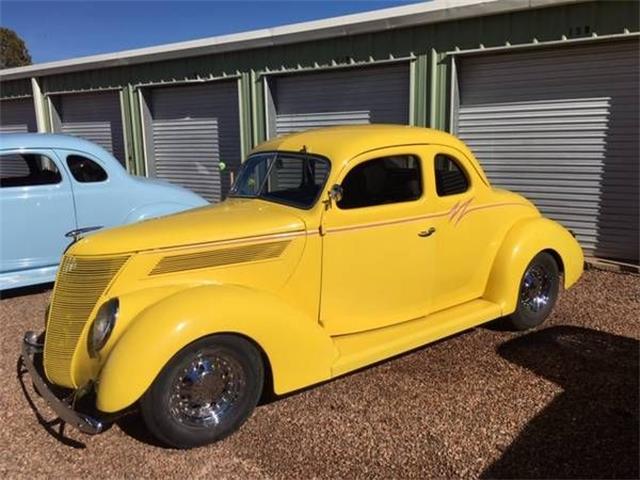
[21,331,105,435]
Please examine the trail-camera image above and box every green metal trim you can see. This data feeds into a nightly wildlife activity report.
[237,72,253,159]
[429,49,449,131]
[256,55,416,78]
[128,85,145,176]
[408,60,415,126]
[119,87,134,173]
[42,86,123,96]
[252,71,266,145]
[412,53,428,127]
[0,94,31,100]
[131,74,241,90]
[41,95,52,132]
[445,30,640,56]
[0,78,32,100]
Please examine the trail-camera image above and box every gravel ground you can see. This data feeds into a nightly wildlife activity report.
[0,269,638,479]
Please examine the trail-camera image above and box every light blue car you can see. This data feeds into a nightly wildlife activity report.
[0,134,208,290]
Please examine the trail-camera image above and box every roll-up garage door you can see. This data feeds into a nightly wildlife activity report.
[56,91,125,165]
[0,98,37,133]
[455,40,639,264]
[269,63,410,136]
[145,82,240,203]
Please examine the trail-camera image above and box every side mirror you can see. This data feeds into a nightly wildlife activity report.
[328,184,343,203]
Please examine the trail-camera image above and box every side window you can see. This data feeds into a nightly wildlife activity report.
[434,154,469,196]
[0,153,62,188]
[338,155,422,209]
[67,155,108,183]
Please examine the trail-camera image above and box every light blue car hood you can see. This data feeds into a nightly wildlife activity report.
[131,175,208,205]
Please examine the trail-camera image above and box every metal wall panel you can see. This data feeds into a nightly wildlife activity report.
[0,98,37,133]
[269,63,410,136]
[146,81,240,202]
[455,40,639,263]
[56,92,126,165]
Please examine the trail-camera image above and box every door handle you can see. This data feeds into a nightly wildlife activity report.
[418,227,436,238]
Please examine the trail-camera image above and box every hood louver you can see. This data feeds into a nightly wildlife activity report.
[150,240,290,275]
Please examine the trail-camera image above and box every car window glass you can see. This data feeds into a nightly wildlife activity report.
[67,155,108,183]
[230,152,330,209]
[0,153,62,188]
[337,155,422,209]
[434,154,469,196]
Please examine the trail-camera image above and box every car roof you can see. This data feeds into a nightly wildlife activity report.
[0,133,122,166]
[252,124,487,182]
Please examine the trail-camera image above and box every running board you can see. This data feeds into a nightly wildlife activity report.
[331,299,502,377]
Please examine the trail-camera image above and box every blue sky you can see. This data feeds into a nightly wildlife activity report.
[0,1,423,64]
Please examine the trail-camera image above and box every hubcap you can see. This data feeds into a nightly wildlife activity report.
[169,350,246,428]
[520,264,552,314]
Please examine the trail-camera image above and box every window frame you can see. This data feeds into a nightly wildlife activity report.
[65,154,109,184]
[0,151,63,189]
[433,152,471,198]
[336,153,424,211]
[228,150,332,210]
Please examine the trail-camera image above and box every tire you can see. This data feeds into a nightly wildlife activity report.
[140,334,264,449]
[505,252,560,331]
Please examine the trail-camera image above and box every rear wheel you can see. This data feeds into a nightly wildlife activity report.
[505,252,560,331]
[140,334,263,449]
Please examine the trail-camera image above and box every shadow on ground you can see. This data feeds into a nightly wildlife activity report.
[483,325,639,479]
[0,283,53,300]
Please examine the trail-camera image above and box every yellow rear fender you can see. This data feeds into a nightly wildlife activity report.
[96,284,336,413]
[484,217,584,315]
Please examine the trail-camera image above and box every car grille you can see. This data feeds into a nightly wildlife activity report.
[44,254,129,387]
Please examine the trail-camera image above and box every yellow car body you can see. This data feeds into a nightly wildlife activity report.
[33,125,583,429]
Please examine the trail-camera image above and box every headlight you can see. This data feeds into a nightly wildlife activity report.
[87,298,119,358]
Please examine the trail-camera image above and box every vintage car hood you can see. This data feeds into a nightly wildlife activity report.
[70,198,307,256]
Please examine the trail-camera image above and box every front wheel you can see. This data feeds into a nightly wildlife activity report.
[140,334,264,449]
[505,252,560,331]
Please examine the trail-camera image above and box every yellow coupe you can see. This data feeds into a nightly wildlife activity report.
[22,125,583,448]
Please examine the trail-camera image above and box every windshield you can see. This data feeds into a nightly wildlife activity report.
[229,152,331,209]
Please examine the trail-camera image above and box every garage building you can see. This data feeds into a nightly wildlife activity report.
[0,0,638,265]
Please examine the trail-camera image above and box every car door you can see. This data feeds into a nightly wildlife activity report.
[55,149,129,230]
[320,147,434,336]
[0,149,76,275]
[424,145,504,312]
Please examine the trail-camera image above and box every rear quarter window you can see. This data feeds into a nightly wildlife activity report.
[67,155,108,183]
[434,154,469,196]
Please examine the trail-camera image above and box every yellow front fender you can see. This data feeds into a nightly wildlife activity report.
[96,284,336,413]
[484,217,584,315]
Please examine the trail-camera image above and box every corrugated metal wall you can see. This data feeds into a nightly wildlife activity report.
[267,63,410,136]
[0,98,37,133]
[455,40,639,263]
[143,81,240,202]
[53,91,126,164]
[0,1,637,263]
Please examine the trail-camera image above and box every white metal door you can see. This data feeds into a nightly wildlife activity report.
[146,82,240,202]
[56,91,126,165]
[454,40,639,263]
[0,98,37,133]
[268,63,410,136]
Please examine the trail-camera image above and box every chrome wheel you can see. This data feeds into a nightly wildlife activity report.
[520,264,552,314]
[169,350,247,428]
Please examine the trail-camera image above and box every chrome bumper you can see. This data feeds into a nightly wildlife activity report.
[21,331,105,435]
